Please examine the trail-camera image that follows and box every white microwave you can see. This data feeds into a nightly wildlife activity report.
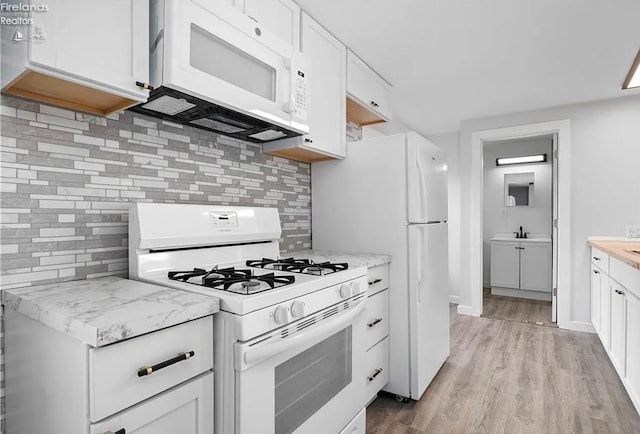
[132,0,310,143]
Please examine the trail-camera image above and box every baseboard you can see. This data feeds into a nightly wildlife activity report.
[568,320,596,334]
[456,304,476,316]
[448,295,460,304]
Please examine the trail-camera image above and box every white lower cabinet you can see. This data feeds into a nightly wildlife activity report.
[5,311,214,434]
[490,239,552,294]
[339,408,366,434]
[363,263,390,406]
[90,373,214,434]
[610,279,627,377]
[589,244,640,414]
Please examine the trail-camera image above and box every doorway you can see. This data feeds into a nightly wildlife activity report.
[481,134,556,326]
[467,120,571,330]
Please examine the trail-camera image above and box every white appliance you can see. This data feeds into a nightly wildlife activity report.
[312,132,450,401]
[129,203,368,434]
[131,0,309,144]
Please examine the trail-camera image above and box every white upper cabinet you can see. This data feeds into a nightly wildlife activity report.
[237,0,301,50]
[263,12,347,162]
[346,49,392,125]
[1,0,149,115]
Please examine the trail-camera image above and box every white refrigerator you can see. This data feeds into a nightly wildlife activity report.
[312,131,450,401]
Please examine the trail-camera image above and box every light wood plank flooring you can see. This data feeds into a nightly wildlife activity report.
[482,287,554,326]
[366,305,640,433]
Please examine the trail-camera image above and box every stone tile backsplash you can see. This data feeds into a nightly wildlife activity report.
[0,93,313,432]
[0,94,311,290]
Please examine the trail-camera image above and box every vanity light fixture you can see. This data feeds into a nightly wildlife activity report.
[496,154,547,166]
[622,48,640,90]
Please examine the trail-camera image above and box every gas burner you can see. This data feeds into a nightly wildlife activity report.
[168,266,295,295]
[246,258,349,275]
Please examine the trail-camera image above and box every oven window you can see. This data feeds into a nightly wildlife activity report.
[190,24,276,101]
[274,326,352,434]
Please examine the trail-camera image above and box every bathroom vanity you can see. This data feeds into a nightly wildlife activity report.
[490,237,552,300]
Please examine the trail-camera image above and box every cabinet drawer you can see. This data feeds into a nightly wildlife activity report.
[366,289,389,350]
[364,336,389,405]
[610,256,640,300]
[367,264,389,295]
[89,316,213,422]
[591,247,610,273]
[90,372,214,434]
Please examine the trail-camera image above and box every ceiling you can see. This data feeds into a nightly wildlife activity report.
[295,0,640,136]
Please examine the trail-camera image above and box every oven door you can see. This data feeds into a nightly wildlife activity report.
[162,0,308,133]
[234,296,367,434]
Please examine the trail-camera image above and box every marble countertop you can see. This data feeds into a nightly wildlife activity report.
[286,250,391,268]
[588,239,640,271]
[2,276,220,347]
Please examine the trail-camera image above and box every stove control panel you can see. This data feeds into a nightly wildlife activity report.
[273,305,289,324]
[208,211,238,227]
[290,300,306,318]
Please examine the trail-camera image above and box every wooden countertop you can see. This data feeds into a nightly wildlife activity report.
[588,239,640,271]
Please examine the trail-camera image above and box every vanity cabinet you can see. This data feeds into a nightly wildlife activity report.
[234,0,300,50]
[346,50,392,125]
[263,12,347,162]
[589,242,640,413]
[1,0,149,115]
[490,239,552,297]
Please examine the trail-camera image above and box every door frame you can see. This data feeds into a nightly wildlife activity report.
[468,120,571,330]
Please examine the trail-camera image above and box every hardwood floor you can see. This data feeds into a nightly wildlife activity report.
[366,305,640,434]
[482,287,554,326]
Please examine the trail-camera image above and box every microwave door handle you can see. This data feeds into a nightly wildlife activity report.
[236,301,366,371]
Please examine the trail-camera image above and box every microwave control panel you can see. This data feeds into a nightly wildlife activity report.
[292,68,308,121]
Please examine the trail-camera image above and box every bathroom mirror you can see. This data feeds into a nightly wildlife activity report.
[504,172,534,207]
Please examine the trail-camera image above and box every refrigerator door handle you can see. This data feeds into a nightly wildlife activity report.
[417,225,423,303]
[416,149,427,222]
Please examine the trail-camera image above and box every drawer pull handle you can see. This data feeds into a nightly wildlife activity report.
[368,318,383,328]
[593,256,601,261]
[137,351,195,378]
[135,81,154,91]
[593,270,600,274]
[368,368,383,382]
[615,289,625,296]
[104,429,126,434]
[370,101,380,108]
[368,278,382,286]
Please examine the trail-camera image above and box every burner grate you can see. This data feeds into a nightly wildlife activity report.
[168,266,295,295]
[246,257,348,275]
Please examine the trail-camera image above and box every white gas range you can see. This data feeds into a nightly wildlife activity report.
[129,203,368,434]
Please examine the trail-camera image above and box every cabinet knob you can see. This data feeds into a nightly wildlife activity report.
[593,256,601,261]
[593,270,600,274]
[615,289,625,296]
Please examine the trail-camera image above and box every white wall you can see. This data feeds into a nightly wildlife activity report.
[482,137,552,285]
[459,94,640,327]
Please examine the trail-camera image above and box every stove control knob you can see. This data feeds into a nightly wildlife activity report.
[339,284,353,299]
[350,281,361,294]
[291,300,306,318]
[273,306,289,324]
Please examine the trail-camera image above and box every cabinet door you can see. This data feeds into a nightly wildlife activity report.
[519,242,552,292]
[590,264,601,333]
[30,0,148,100]
[610,280,627,377]
[90,373,213,434]
[599,273,611,350]
[490,242,520,289]
[346,50,392,121]
[626,291,640,405]
[243,0,300,50]
[300,13,347,158]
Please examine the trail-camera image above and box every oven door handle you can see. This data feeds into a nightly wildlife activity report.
[236,301,366,371]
